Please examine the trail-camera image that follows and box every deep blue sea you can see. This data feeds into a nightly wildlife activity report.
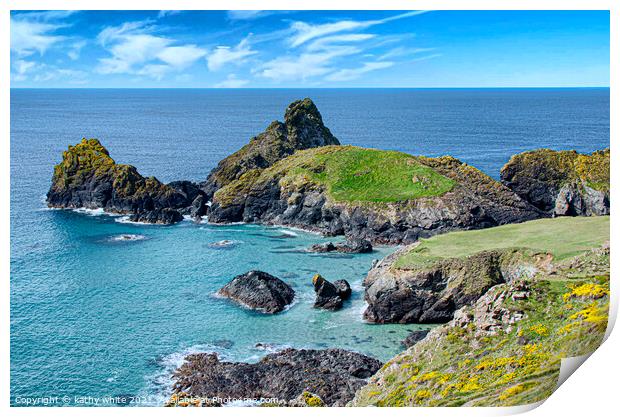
[10,88,609,406]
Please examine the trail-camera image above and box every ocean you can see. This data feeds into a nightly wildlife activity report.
[10,88,610,406]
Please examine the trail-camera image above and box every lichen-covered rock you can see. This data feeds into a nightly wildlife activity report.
[200,98,340,199]
[218,270,295,313]
[312,274,343,310]
[171,348,382,406]
[500,148,609,216]
[46,138,202,224]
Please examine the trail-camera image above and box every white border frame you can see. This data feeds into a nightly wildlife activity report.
[2,1,617,415]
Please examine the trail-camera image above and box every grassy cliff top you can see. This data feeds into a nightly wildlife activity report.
[216,145,457,204]
[394,216,610,269]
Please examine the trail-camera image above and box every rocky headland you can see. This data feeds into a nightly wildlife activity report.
[46,138,206,224]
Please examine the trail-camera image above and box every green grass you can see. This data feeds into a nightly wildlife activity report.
[264,146,456,203]
[394,216,610,269]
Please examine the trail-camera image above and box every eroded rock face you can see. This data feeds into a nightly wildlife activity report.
[500,148,609,216]
[218,270,295,314]
[200,98,340,199]
[362,248,541,324]
[171,348,382,406]
[46,138,206,224]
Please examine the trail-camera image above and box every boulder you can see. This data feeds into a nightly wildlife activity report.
[171,348,383,406]
[333,279,352,300]
[218,270,295,314]
[312,274,343,310]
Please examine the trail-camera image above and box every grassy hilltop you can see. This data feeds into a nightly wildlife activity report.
[395,216,609,269]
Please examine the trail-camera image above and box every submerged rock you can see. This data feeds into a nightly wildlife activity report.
[218,270,295,314]
[309,238,373,254]
[46,138,202,224]
[171,348,382,406]
[501,148,609,216]
[312,274,343,310]
[401,329,430,348]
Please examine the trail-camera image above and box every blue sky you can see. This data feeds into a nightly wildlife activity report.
[10,10,609,88]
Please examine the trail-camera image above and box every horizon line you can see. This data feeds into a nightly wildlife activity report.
[9,86,610,90]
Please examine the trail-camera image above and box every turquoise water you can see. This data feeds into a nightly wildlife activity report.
[10,88,609,406]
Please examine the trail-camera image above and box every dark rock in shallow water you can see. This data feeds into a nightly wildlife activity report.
[333,279,352,300]
[46,138,203,224]
[401,329,430,348]
[171,348,382,406]
[309,238,372,254]
[312,274,343,310]
[218,270,295,314]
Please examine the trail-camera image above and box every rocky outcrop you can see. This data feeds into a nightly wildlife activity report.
[362,247,543,324]
[171,348,382,406]
[200,98,340,199]
[46,138,206,224]
[218,270,295,313]
[312,274,351,310]
[209,145,544,245]
[501,148,609,216]
[309,238,373,254]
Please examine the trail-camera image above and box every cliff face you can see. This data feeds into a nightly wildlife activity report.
[500,148,609,216]
[200,98,340,199]
[46,138,205,223]
[208,146,544,244]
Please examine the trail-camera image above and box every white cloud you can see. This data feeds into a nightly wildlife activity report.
[67,40,87,60]
[258,45,361,82]
[13,59,36,75]
[156,45,206,68]
[377,46,434,61]
[207,38,257,71]
[96,20,206,78]
[214,74,250,88]
[227,11,290,21]
[306,34,375,51]
[10,18,65,56]
[288,10,427,47]
[326,61,394,81]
